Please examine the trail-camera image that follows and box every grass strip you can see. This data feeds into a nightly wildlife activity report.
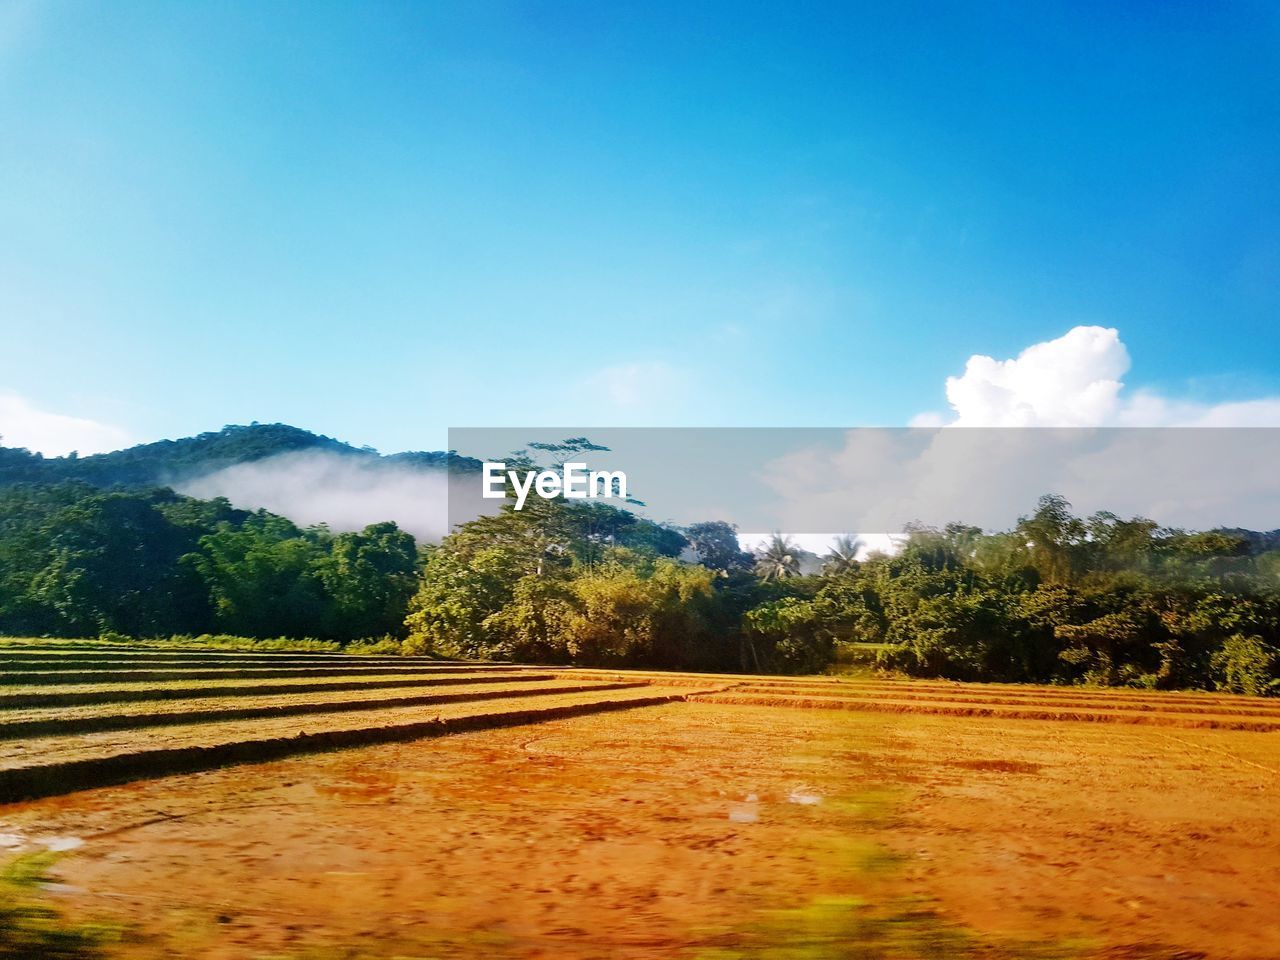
[0,665,533,685]
[0,689,699,803]
[695,691,1280,731]
[0,681,649,739]
[0,672,555,708]
[725,684,1280,717]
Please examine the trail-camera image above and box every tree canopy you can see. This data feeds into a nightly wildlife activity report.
[0,482,419,642]
[2,466,1278,695]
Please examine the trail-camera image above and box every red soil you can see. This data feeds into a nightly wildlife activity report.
[0,699,1276,959]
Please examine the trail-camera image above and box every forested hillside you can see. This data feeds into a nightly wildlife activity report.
[0,423,476,489]
[2,427,1279,693]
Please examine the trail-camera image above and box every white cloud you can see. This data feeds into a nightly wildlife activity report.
[0,391,133,456]
[754,424,1280,534]
[747,326,1280,535]
[714,321,746,342]
[1115,393,1280,428]
[915,325,1280,428]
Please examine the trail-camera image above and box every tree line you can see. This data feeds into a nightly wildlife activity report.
[2,476,1279,694]
[736,497,1280,693]
[0,483,417,641]
[404,490,1280,694]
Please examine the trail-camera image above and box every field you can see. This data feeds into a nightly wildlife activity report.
[1,641,1278,959]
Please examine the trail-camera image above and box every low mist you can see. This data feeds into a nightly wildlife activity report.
[173,450,458,542]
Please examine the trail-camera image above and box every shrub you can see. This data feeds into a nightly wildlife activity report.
[1211,634,1279,696]
[743,597,834,674]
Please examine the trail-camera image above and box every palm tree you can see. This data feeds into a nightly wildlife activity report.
[823,534,863,575]
[755,533,801,581]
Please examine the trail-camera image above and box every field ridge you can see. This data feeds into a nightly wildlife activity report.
[2,641,1276,804]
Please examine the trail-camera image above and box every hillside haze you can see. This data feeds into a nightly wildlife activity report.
[0,423,480,541]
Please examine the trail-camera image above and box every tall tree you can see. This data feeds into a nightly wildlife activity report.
[319,521,419,640]
[755,533,802,582]
[191,516,329,638]
[686,521,752,572]
[823,534,864,575]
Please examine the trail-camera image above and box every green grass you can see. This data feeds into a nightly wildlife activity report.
[0,853,125,959]
[691,894,1084,960]
[689,784,1083,960]
[0,634,414,657]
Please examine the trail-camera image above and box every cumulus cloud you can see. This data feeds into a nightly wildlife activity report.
[756,425,1280,534]
[752,326,1280,535]
[174,451,458,542]
[0,390,133,456]
[914,325,1280,427]
[939,325,1128,426]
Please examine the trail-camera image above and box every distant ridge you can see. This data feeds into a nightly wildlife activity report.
[0,423,479,490]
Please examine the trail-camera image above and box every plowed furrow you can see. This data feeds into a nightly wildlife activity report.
[0,664,533,684]
[0,685,709,803]
[0,680,649,738]
[694,692,1280,730]
[0,672,554,708]
[0,655,462,669]
[724,684,1280,718]
[741,677,1279,709]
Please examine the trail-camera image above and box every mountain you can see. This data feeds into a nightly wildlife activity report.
[0,423,478,490]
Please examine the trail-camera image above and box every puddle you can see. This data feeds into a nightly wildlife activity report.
[39,881,87,895]
[39,836,85,852]
[0,829,84,854]
[788,788,822,806]
[729,792,760,823]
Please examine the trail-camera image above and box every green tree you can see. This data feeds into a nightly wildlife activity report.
[823,534,863,575]
[685,521,753,572]
[755,533,802,582]
[191,516,329,637]
[743,596,833,673]
[19,490,212,636]
[319,521,418,640]
[1016,494,1086,584]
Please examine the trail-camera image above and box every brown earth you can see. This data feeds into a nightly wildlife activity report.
[2,699,1278,959]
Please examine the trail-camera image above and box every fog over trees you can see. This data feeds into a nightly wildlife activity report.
[3,430,1279,693]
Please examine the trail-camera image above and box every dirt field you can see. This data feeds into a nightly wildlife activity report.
[2,643,1278,959]
[0,704,1275,958]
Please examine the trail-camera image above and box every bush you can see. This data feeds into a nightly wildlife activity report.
[1211,634,1279,696]
[743,597,834,674]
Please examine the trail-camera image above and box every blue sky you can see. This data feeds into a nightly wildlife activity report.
[1,1,1278,454]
